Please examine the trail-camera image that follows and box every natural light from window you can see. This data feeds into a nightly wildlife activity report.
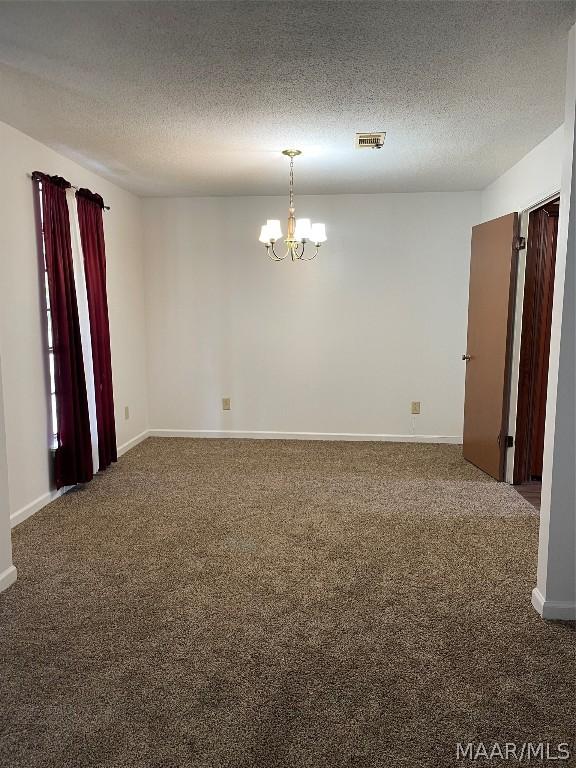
[38,182,59,450]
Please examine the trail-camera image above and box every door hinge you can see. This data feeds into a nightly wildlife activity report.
[505,435,514,448]
[513,236,526,250]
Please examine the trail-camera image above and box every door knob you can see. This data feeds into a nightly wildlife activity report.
[462,354,471,361]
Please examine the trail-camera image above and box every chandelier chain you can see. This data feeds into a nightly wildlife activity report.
[289,155,294,208]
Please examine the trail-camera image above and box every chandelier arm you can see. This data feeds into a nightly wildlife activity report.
[266,243,288,261]
[279,242,292,260]
[300,245,320,261]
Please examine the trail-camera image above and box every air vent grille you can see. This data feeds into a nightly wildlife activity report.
[356,132,386,149]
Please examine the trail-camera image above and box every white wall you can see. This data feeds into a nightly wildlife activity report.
[143,192,480,440]
[0,120,149,525]
[481,126,564,222]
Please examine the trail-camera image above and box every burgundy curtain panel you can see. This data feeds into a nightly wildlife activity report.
[32,172,93,488]
[76,189,117,470]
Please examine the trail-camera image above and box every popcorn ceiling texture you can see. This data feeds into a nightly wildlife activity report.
[0,1,573,196]
[1,438,574,767]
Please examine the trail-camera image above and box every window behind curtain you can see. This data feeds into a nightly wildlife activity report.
[38,180,58,450]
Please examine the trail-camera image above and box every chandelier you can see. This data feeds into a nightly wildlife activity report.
[258,149,327,261]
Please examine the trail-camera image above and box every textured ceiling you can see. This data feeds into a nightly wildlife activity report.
[0,0,574,196]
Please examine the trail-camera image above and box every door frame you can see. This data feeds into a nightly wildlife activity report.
[504,192,561,484]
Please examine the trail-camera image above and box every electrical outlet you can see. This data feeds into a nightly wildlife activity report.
[124,406,130,420]
[411,401,421,415]
[222,397,231,411]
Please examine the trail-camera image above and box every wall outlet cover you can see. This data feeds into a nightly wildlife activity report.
[222,398,231,411]
[124,406,130,420]
[411,401,421,415]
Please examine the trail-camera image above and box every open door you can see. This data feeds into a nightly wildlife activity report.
[462,213,519,480]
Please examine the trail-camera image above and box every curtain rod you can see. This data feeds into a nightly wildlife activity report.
[28,173,111,211]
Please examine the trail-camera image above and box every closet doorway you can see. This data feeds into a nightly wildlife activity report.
[513,197,560,498]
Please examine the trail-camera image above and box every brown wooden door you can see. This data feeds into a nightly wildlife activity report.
[513,200,559,483]
[463,213,519,480]
[529,208,558,476]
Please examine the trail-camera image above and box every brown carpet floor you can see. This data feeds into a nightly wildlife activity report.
[1,438,575,768]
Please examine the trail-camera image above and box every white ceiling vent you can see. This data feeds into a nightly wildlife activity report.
[355,132,386,149]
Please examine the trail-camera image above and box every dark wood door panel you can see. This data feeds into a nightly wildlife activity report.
[514,201,559,483]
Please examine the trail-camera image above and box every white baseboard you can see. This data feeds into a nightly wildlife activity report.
[148,429,462,444]
[10,431,148,528]
[9,429,460,528]
[117,430,149,457]
[0,564,17,593]
[10,485,73,528]
[532,587,576,620]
